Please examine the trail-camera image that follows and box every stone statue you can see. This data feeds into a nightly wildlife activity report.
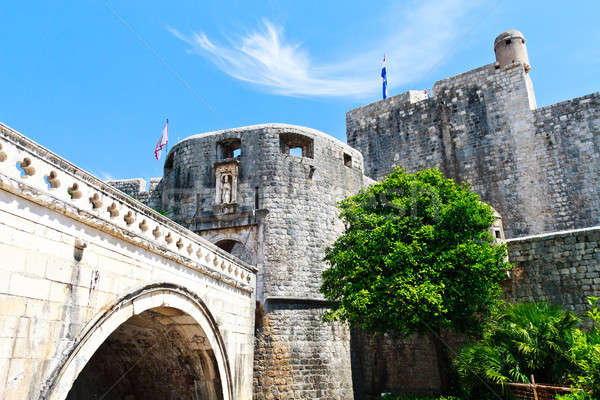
[221,174,232,204]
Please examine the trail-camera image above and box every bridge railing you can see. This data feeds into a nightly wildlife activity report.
[0,122,256,292]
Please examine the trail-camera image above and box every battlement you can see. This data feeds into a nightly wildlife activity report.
[346,31,598,238]
[173,122,364,166]
[107,177,162,208]
[106,177,147,194]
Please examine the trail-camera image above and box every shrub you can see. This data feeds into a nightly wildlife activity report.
[562,297,600,397]
[455,301,579,399]
[556,391,594,400]
[380,395,461,400]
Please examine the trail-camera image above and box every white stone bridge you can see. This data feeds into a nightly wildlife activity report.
[0,123,256,400]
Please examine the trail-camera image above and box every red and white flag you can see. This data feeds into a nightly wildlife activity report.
[154,119,169,161]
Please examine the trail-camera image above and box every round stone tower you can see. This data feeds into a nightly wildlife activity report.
[494,29,530,71]
[161,123,371,399]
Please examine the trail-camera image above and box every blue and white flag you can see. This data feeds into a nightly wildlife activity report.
[381,55,388,99]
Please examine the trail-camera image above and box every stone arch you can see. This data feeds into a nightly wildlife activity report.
[43,283,232,400]
[215,239,253,265]
[199,229,257,266]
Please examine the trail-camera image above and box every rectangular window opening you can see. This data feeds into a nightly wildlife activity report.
[343,153,352,168]
[217,139,241,160]
[279,132,314,159]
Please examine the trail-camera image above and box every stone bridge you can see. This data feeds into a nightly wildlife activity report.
[0,123,257,399]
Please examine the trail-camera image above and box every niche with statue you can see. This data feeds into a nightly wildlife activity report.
[214,160,239,210]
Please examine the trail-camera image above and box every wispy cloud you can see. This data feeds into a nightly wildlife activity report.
[99,171,114,181]
[169,0,484,97]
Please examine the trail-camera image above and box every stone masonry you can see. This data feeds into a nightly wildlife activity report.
[347,41,599,238]
[155,124,370,399]
[0,122,256,400]
[345,30,600,397]
[106,30,600,398]
[504,226,600,314]
[108,177,162,210]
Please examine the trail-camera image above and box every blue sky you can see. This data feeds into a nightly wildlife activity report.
[1,1,599,182]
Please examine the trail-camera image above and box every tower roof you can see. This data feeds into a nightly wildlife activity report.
[494,30,526,50]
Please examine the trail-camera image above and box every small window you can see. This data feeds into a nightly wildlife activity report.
[217,139,241,159]
[505,39,511,45]
[495,230,501,239]
[279,132,314,159]
[343,153,352,168]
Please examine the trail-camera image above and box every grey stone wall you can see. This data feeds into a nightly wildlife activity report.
[106,178,145,196]
[347,62,600,238]
[351,227,600,397]
[254,301,353,400]
[532,94,600,233]
[350,330,468,399]
[159,124,370,399]
[107,177,163,210]
[504,226,600,314]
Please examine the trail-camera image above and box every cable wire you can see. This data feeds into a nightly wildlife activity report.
[99,0,225,124]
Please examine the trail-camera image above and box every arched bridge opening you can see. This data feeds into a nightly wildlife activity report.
[66,307,222,400]
[46,286,233,400]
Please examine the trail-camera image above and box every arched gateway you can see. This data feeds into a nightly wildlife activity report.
[45,285,232,400]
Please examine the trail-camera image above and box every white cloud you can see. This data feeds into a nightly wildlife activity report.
[169,0,484,97]
[99,171,114,181]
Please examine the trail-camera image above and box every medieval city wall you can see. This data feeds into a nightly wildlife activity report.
[346,54,600,396]
[100,29,600,398]
[254,301,353,399]
[347,63,600,238]
[159,124,369,399]
[504,226,600,313]
[531,94,600,233]
[351,226,600,398]
[107,177,162,210]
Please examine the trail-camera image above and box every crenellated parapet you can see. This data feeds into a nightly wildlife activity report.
[346,29,600,238]
[0,122,256,292]
[107,177,162,209]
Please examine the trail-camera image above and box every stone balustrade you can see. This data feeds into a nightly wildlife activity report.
[0,122,256,292]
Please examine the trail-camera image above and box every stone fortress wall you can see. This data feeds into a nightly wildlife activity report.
[350,224,600,398]
[347,31,600,239]
[108,177,162,210]
[156,124,370,399]
[346,30,600,397]
[108,29,600,399]
[505,226,600,314]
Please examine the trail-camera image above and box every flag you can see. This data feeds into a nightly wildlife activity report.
[154,119,169,161]
[381,55,388,100]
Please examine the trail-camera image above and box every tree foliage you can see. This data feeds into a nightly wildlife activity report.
[320,168,512,336]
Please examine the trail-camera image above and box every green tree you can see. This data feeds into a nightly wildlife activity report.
[455,301,580,398]
[321,168,511,391]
